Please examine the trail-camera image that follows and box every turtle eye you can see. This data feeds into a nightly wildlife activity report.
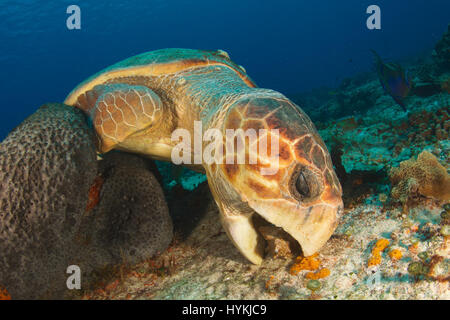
[293,167,322,200]
[296,172,311,197]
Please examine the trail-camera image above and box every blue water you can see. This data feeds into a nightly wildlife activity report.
[0,0,449,139]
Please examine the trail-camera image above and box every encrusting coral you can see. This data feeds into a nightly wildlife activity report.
[389,151,450,204]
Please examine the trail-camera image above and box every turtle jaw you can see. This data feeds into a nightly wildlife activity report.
[219,212,265,265]
[247,197,343,258]
[218,197,343,264]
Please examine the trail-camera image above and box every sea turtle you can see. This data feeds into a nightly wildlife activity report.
[65,48,343,264]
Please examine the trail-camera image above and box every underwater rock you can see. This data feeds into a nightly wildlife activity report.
[412,81,442,97]
[155,160,207,192]
[432,24,450,74]
[0,103,98,299]
[320,95,449,178]
[440,76,450,94]
[336,88,379,116]
[257,225,298,259]
[389,151,450,205]
[323,81,382,121]
[79,151,173,267]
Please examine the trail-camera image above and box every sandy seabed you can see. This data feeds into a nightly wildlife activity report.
[76,182,449,300]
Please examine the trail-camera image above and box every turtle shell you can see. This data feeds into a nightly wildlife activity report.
[65,48,256,106]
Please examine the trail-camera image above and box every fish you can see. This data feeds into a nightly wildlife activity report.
[371,49,412,112]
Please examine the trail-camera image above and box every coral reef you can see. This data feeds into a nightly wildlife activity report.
[0,103,98,299]
[389,151,450,204]
[319,96,449,175]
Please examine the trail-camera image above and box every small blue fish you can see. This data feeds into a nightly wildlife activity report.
[371,49,412,111]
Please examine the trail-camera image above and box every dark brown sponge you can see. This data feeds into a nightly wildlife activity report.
[0,104,172,299]
[80,151,173,267]
[0,103,98,299]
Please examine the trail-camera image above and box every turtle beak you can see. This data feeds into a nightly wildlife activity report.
[219,212,265,264]
[247,199,343,258]
[218,198,342,264]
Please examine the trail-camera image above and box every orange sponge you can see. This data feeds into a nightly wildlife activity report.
[368,239,390,267]
[388,249,403,261]
[305,268,331,279]
[290,253,321,275]
[0,286,11,300]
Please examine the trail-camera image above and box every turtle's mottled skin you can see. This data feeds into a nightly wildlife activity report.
[65,48,343,264]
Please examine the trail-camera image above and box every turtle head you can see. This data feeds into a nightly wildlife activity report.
[207,91,343,264]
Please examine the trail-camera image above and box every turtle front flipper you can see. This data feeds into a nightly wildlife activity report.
[75,84,167,153]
